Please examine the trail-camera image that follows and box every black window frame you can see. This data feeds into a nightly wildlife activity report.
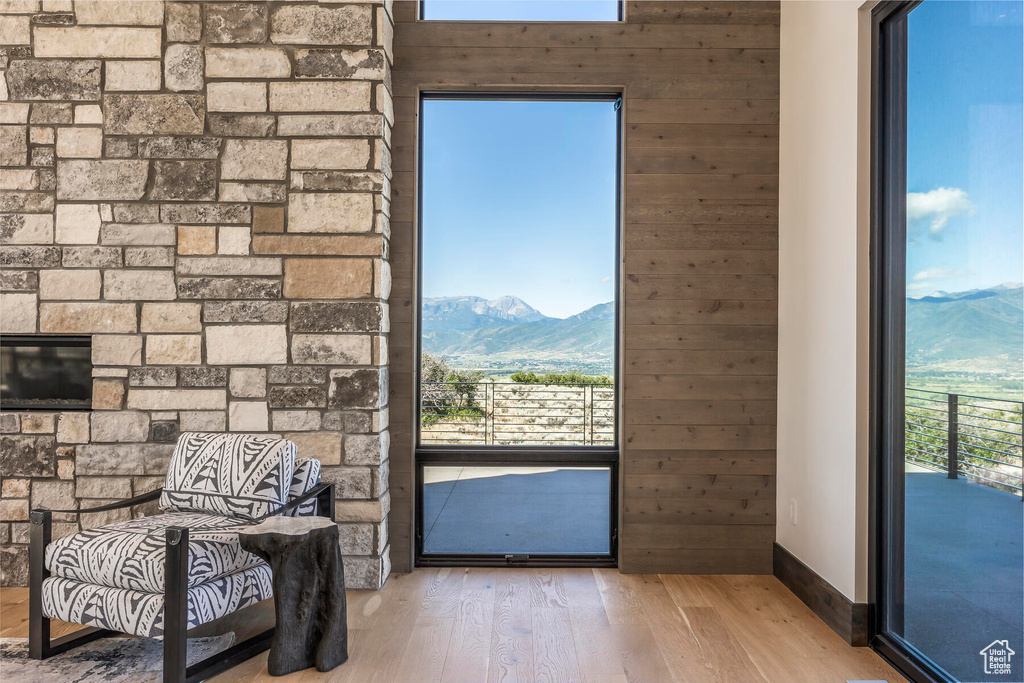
[418,0,624,22]
[870,2,960,682]
[414,92,623,568]
[0,335,93,412]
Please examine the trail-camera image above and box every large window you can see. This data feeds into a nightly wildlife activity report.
[873,2,1023,681]
[416,95,620,564]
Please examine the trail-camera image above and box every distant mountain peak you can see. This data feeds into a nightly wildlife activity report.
[422,294,549,332]
[470,295,546,322]
[421,294,615,370]
[421,293,616,368]
[568,301,615,321]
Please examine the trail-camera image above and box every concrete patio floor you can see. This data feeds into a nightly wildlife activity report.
[422,467,611,555]
[905,471,1023,682]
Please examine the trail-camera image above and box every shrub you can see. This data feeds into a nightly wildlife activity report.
[420,353,486,420]
[510,370,612,385]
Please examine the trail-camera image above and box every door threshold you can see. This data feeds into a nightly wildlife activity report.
[417,554,617,568]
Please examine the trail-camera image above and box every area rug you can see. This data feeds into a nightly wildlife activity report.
[0,633,235,682]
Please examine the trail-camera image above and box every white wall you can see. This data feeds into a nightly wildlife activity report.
[777,0,874,603]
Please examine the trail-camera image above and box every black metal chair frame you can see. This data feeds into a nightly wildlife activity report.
[29,481,336,683]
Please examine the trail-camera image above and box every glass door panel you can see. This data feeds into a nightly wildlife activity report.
[416,96,620,564]
[877,2,1023,680]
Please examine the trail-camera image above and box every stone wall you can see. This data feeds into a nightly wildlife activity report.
[0,0,395,589]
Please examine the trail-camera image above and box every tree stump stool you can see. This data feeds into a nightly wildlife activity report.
[238,516,348,676]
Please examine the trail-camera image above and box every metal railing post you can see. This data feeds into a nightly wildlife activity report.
[486,382,493,446]
[589,387,598,446]
[947,393,959,479]
[905,386,1023,495]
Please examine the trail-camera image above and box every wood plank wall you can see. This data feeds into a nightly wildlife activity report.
[388,1,779,574]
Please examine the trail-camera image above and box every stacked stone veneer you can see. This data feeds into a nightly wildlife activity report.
[0,0,395,589]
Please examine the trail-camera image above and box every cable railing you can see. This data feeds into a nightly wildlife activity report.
[905,387,1023,496]
[420,381,615,446]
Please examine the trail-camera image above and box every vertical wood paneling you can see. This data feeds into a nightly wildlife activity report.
[389,1,779,574]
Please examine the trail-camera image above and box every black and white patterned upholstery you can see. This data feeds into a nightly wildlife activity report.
[41,564,273,638]
[38,432,324,646]
[44,512,263,594]
[160,433,296,521]
[287,458,322,517]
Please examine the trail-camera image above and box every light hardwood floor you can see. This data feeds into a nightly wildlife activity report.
[1,569,905,683]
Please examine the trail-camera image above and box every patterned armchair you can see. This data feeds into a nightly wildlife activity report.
[29,432,335,683]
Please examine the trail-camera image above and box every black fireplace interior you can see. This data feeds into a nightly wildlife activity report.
[0,336,92,411]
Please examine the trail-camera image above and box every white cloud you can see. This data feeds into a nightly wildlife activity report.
[600,276,612,284]
[906,187,974,235]
[907,281,940,296]
[908,266,972,297]
[911,266,970,282]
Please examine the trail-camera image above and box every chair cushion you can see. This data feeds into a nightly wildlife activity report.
[287,458,322,517]
[41,564,273,639]
[160,433,296,520]
[45,512,263,594]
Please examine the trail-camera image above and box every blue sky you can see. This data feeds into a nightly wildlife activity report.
[419,1,1022,309]
[906,0,1023,297]
[421,99,618,318]
[422,0,618,21]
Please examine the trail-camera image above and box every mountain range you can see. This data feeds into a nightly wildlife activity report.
[906,283,1023,373]
[421,296,614,372]
[421,284,1023,380]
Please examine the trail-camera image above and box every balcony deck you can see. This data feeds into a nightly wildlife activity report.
[905,469,1023,682]
[422,467,611,555]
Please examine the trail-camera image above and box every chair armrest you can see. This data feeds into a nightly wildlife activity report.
[33,487,163,514]
[254,482,332,522]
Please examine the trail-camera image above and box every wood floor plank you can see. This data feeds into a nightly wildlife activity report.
[215,651,268,682]
[441,570,495,683]
[394,617,454,683]
[563,571,629,681]
[658,574,716,607]
[663,574,815,680]
[593,569,645,625]
[667,576,907,683]
[0,572,907,683]
[683,606,769,683]
[0,612,28,637]
[321,629,367,683]
[581,674,630,683]
[717,575,834,649]
[488,570,535,683]
[530,571,568,609]
[531,607,581,683]
[345,587,387,631]
[629,574,719,682]
[0,586,27,611]
[723,574,855,659]
[801,649,909,683]
[607,623,677,683]
[421,567,466,618]
[331,571,434,683]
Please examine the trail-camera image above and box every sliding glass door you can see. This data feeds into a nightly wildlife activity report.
[874,2,1023,681]
[415,95,620,565]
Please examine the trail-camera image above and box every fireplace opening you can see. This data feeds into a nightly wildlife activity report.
[0,335,92,411]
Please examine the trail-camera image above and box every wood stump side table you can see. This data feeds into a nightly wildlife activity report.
[238,516,348,676]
